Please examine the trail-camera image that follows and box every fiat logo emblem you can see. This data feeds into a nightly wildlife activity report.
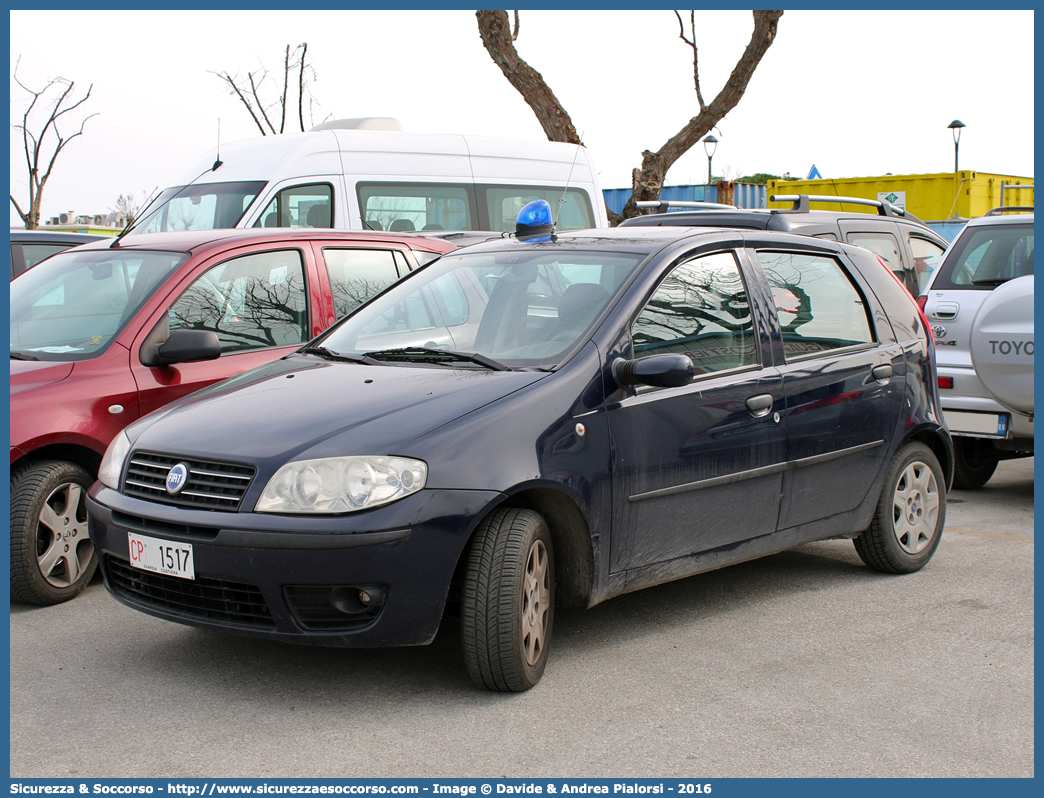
[165,463,189,495]
[932,325,947,339]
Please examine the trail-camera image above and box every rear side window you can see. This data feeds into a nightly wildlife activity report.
[21,243,74,271]
[253,184,333,229]
[910,235,946,293]
[929,223,1033,290]
[168,250,308,353]
[757,251,874,359]
[321,249,402,320]
[847,231,905,283]
[632,251,759,376]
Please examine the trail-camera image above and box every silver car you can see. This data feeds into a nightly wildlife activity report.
[920,209,1034,488]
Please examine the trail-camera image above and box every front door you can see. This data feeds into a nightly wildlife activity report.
[607,250,787,573]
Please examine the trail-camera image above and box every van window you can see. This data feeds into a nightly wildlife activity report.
[359,184,474,232]
[253,184,333,229]
[134,182,266,234]
[485,187,594,232]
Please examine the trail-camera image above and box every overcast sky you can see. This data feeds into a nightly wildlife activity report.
[9,8,1035,227]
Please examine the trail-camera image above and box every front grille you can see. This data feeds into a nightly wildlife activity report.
[107,555,275,628]
[284,585,382,631]
[123,452,256,511]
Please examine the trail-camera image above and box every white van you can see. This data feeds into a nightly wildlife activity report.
[131,118,608,237]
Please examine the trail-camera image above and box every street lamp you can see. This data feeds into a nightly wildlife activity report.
[703,134,718,184]
[947,119,966,173]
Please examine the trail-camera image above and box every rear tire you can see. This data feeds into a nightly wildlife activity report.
[461,508,555,692]
[11,460,98,605]
[854,442,945,574]
[952,437,999,490]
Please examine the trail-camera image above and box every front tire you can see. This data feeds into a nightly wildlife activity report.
[11,460,98,605]
[461,508,555,692]
[854,442,945,574]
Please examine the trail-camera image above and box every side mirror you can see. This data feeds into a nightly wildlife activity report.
[612,354,694,389]
[141,330,221,367]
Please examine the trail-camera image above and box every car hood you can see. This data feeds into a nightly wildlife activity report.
[9,359,75,394]
[129,356,549,464]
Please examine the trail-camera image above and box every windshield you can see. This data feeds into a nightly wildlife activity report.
[931,222,1034,290]
[130,181,267,234]
[317,248,645,369]
[10,248,188,361]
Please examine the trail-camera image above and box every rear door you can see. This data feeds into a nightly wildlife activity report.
[752,245,905,528]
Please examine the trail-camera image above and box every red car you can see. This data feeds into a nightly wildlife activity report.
[10,227,455,605]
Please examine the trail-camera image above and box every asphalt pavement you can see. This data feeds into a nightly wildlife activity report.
[9,458,1034,778]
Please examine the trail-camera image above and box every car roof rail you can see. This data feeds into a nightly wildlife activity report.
[984,206,1034,216]
[769,193,920,221]
[635,200,737,213]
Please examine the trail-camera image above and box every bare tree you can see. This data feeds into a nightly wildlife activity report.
[10,57,97,229]
[111,192,148,227]
[475,10,783,225]
[212,43,325,135]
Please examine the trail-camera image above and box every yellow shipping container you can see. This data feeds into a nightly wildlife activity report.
[766,172,1033,220]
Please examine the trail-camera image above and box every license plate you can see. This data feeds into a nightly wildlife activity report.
[127,532,195,580]
[944,410,1009,438]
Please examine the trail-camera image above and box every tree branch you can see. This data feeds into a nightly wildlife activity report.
[476,10,581,145]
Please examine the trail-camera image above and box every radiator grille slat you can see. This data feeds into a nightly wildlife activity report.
[107,555,274,628]
[122,452,256,511]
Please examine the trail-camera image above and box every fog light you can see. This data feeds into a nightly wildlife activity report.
[328,585,386,615]
[358,589,371,606]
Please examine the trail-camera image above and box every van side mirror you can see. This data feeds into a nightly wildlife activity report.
[612,354,694,389]
[140,330,221,367]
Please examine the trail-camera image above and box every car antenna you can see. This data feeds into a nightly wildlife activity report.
[110,126,225,249]
[554,135,584,229]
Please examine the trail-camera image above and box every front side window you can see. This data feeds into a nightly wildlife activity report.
[930,223,1033,290]
[253,183,333,229]
[632,251,758,376]
[168,250,308,353]
[321,249,402,319]
[757,251,874,359]
[10,249,187,360]
[132,181,266,234]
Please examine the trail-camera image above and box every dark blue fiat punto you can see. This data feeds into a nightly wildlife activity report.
[87,209,952,691]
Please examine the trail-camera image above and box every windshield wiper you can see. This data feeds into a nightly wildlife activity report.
[10,351,40,361]
[298,345,378,365]
[361,347,512,371]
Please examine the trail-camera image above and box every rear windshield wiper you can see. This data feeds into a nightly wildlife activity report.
[10,351,40,361]
[298,345,378,365]
[361,347,513,371]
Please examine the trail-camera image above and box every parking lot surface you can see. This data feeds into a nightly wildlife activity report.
[10,458,1033,778]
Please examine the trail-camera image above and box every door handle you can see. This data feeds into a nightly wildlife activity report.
[871,364,893,384]
[745,393,774,418]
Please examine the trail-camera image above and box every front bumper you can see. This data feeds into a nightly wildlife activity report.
[87,484,502,647]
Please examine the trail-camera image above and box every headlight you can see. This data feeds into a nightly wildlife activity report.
[255,456,428,514]
[98,430,133,489]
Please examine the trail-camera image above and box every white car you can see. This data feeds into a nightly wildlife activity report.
[920,209,1034,488]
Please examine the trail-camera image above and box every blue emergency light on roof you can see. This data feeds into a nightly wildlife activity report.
[515,199,555,242]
